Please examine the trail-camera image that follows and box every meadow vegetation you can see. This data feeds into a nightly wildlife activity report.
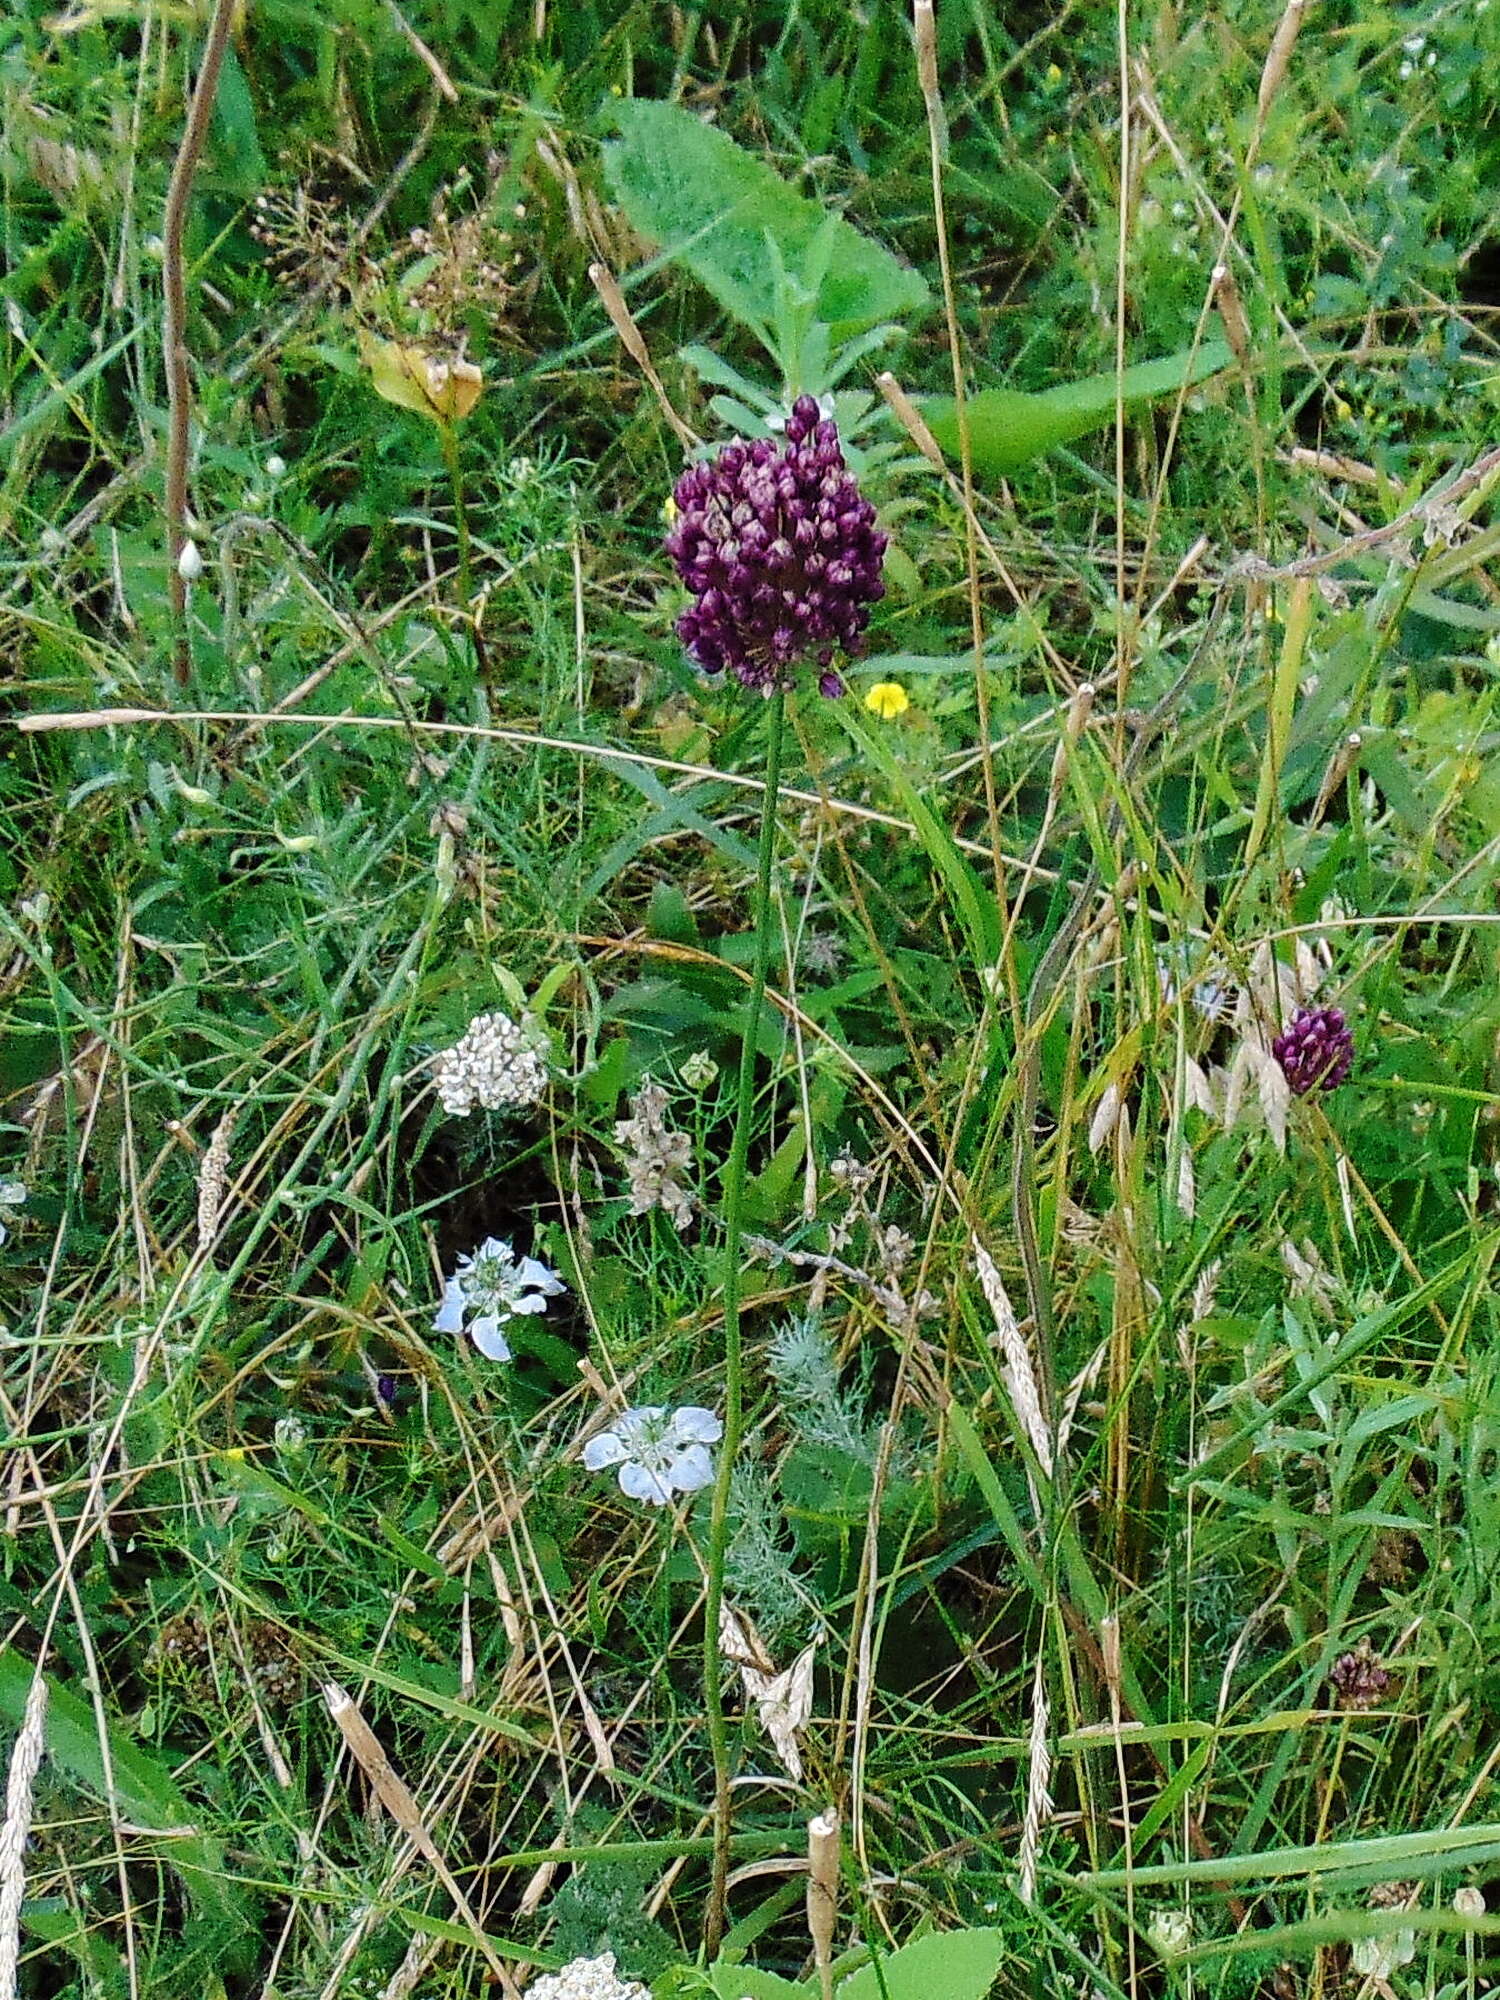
[2,2,1500,1998]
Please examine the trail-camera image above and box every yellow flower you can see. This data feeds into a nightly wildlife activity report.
[864,681,910,720]
[358,332,483,424]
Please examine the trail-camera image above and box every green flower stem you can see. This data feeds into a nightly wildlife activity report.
[703,683,787,1958]
[439,419,474,614]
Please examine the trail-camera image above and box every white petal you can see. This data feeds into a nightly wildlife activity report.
[668,1443,715,1493]
[510,1293,550,1316]
[469,1317,513,1362]
[432,1280,465,1334]
[618,1460,674,1504]
[669,1406,723,1445]
[476,1236,513,1263]
[583,1431,627,1470]
[517,1256,565,1296]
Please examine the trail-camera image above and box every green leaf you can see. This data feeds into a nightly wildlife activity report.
[920,342,1234,476]
[209,44,267,193]
[0,1649,252,1946]
[839,1929,1005,2000]
[707,1969,809,2000]
[603,100,928,342]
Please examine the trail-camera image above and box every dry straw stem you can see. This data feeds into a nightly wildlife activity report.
[0,1670,47,2000]
[322,1681,508,1983]
[1257,0,1311,129]
[806,1809,840,2000]
[909,0,1011,933]
[588,262,699,450]
[874,372,1072,684]
[382,0,457,100]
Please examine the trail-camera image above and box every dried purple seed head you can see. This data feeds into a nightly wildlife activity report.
[1329,1638,1394,1711]
[665,397,886,694]
[1272,1004,1355,1096]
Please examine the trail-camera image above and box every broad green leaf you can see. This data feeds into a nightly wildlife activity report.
[921,341,1234,476]
[707,1968,809,2000]
[839,1928,1005,2000]
[210,44,267,193]
[603,100,928,341]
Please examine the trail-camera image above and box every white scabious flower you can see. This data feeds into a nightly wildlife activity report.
[0,1179,27,1249]
[523,1954,651,2000]
[433,1237,565,1361]
[434,1009,550,1117]
[1156,948,1236,1024]
[1146,1910,1193,1959]
[582,1405,722,1505]
[274,1415,309,1456]
[678,1049,719,1091]
[1351,1930,1416,1979]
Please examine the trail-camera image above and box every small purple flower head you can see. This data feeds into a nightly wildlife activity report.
[664,396,887,694]
[1272,1005,1355,1096]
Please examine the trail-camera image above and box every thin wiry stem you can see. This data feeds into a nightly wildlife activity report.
[162,0,239,683]
[702,685,787,1957]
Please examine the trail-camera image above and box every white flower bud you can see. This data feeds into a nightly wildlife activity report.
[266,454,287,480]
[274,1416,309,1456]
[177,539,204,583]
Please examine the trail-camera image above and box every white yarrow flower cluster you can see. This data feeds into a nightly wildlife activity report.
[583,1405,722,1505]
[434,1010,550,1117]
[434,1237,565,1361]
[0,1179,27,1249]
[523,1954,650,2000]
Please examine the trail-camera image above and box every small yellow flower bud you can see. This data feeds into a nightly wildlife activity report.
[864,680,910,720]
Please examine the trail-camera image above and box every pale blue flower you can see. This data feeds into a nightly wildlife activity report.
[434,1237,565,1361]
[0,1179,27,1250]
[583,1405,722,1505]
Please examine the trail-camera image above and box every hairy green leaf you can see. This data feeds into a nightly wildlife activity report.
[603,100,928,341]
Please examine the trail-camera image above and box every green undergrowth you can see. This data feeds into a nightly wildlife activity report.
[3,3,1500,1999]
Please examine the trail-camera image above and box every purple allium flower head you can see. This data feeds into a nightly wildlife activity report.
[665,396,887,694]
[1272,1004,1355,1096]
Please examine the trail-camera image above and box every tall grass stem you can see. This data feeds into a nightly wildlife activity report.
[439,421,474,616]
[703,685,787,1955]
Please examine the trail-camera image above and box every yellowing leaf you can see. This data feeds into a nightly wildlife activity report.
[358,333,482,424]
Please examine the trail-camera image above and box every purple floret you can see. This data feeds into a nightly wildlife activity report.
[1272,1005,1355,1096]
[665,396,887,694]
